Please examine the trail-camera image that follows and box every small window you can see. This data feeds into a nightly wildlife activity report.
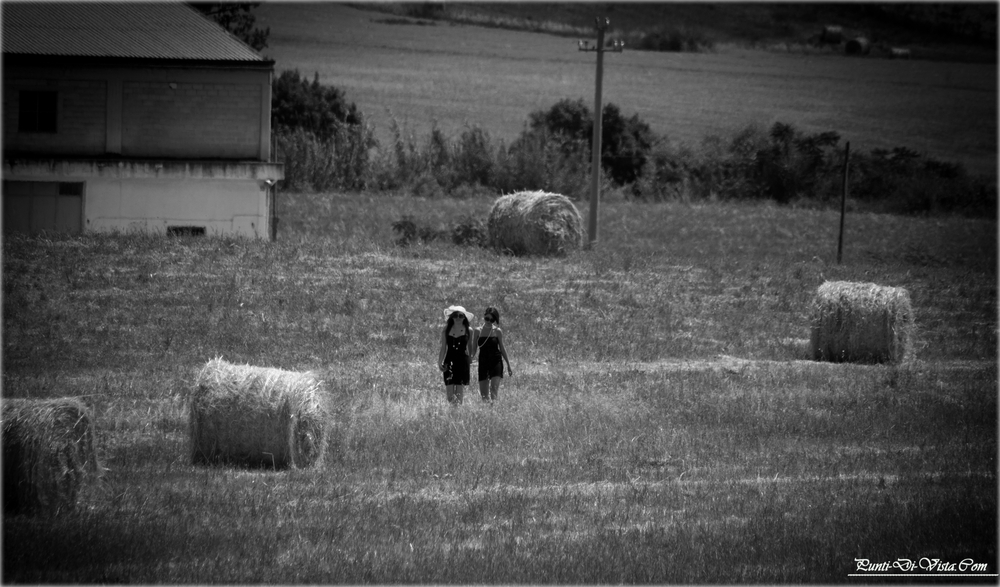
[167,226,206,237]
[59,182,83,196]
[19,90,58,133]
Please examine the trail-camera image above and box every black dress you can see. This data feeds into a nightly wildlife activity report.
[443,333,470,385]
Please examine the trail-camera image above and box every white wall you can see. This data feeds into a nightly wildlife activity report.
[85,178,269,237]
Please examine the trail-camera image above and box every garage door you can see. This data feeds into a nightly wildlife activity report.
[3,181,83,235]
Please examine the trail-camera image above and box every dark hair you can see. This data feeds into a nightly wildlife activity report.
[484,306,500,326]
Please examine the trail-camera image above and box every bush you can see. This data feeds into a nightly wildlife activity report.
[524,99,655,188]
[272,70,362,143]
[851,147,997,216]
[502,127,591,198]
[391,214,485,247]
[271,71,374,192]
[273,121,375,192]
[625,26,715,53]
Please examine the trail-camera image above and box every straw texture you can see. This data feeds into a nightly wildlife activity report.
[809,281,915,364]
[3,397,100,514]
[487,191,583,256]
[190,358,329,469]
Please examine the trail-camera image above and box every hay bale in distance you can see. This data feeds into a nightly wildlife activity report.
[820,25,843,44]
[487,191,583,256]
[809,281,914,364]
[845,37,871,56]
[889,47,912,60]
[190,358,329,469]
[3,397,100,515]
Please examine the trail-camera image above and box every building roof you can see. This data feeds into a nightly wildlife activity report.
[2,2,268,63]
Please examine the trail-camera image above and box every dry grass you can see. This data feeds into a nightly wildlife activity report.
[809,280,915,364]
[487,191,583,256]
[2,397,100,515]
[189,358,330,469]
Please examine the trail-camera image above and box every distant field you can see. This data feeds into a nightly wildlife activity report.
[255,3,998,177]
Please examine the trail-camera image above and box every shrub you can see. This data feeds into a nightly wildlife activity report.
[451,215,487,247]
[272,70,362,143]
[274,122,375,192]
[524,99,655,188]
[271,71,375,192]
[391,215,448,246]
[625,26,716,53]
[502,128,591,198]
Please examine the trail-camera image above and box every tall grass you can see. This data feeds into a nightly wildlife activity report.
[3,194,996,582]
[275,109,996,217]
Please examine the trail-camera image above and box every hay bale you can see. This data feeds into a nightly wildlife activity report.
[889,47,912,60]
[190,358,329,469]
[845,37,871,56]
[3,397,100,514]
[487,191,583,256]
[820,25,843,44]
[809,281,914,364]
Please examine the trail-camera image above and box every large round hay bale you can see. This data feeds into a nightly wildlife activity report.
[845,37,871,56]
[809,281,914,364]
[190,358,329,469]
[487,191,583,256]
[3,397,100,515]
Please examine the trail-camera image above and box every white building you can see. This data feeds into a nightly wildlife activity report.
[2,2,283,238]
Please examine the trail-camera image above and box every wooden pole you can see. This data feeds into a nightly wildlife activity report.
[837,141,850,264]
[587,18,608,249]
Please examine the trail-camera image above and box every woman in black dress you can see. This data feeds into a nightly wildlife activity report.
[471,306,512,402]
[438,305,474,404]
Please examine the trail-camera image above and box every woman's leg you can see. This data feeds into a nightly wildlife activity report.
[446,385,462,404]
[479,378,490,400]
[455,385,465,404]
[489,376,502,401]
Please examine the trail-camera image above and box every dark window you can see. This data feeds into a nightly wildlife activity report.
[167,226,206,237]
[58,182,83,196]
[19,90,57,133]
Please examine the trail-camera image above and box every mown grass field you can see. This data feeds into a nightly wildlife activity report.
[3,190,997,582]
[255,3,998,178]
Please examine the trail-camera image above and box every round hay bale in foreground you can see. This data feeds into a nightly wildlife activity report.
[3,397,100,515]
[487,191,583,256]
[809,281,914,364]
[190,358,329,469]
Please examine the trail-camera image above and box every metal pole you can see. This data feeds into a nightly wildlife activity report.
[587,20,606,248]
[837,141,850,264]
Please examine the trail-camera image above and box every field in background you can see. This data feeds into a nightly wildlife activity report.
[3,191,996,582]
[254,3,997,178]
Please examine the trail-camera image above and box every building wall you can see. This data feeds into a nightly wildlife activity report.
[3,78,107,155]
[122,81,262,158]
[3,64,272,161]
[85,178,269,237]
[2,160,281,239]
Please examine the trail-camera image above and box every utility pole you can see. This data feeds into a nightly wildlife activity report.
[837,141,850,264]
[578,17,623,248]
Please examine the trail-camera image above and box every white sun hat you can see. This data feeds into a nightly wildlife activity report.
[443,305,474,322]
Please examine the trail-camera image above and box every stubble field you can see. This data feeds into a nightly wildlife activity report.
[3,191,997,582]
[3,3,998,583]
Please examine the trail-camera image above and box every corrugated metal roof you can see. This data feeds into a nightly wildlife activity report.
[2,2,267,62]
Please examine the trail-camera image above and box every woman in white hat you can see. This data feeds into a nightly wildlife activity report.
[438,305,474,404]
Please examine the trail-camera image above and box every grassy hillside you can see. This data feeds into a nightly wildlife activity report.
[256,2,997,186]
[360,2,998,62]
